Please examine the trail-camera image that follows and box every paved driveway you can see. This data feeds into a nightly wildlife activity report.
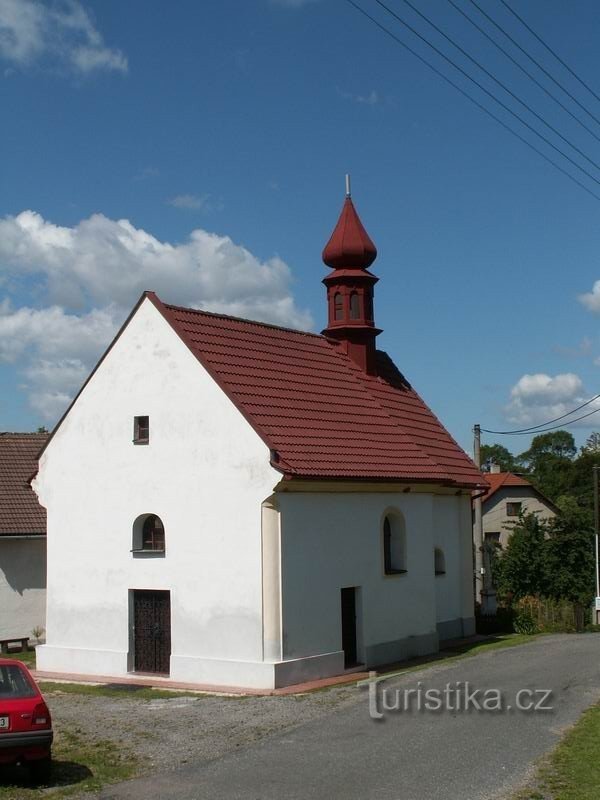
[97,634,600,800]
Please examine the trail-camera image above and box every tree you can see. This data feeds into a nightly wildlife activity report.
[582,432,600,454]
[519,431,576,463]
[480,443,518,473]
[518,431,576,502]
[545,496,595,606]
[493,513,549,600]
[36,426,48,434]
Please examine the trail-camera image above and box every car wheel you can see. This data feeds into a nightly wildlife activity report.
[29,754,52,784]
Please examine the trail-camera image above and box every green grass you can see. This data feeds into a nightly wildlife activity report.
[37,681,208,700]
[515,702,600,800]
[3,650,35,667]
[0,729,137,799]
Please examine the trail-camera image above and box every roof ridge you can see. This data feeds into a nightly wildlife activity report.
[162,302,329,341]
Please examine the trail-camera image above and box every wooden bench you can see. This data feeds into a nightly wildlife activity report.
[0,638,29,655]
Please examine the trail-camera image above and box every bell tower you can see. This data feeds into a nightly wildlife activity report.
[322,176,381,374]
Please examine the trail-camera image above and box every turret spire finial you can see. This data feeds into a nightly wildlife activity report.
[345,173,351,198]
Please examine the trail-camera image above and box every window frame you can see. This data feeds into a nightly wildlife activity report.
[383,513,407,576]
[132,513,166,556]
[434,547,446,576]
[333,292,344,321]
[506,501,522,517]
[133,415,150,445]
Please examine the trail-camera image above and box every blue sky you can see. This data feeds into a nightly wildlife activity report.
[2,0,600,458]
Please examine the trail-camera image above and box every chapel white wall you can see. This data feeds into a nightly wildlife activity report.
[33,298,280,679]
[277,491,473,663]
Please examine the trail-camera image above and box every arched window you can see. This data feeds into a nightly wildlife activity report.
[365,293,373,321]
[334,292,344,321]
[434,547,446,575]
[349,292,360,319]
[383,512,407,575]
[132,514,165,554]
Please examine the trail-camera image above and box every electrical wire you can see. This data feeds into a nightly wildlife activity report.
[468,0,600,129]
[481,393,600,435]
[499,0,600,107]
[376,0,600,176]
[482,405,600,436]
[343,0,600,203]
[446,0,600,145]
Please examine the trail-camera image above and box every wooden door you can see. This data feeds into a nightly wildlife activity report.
[133,590,171,674]
[340,587,358,668]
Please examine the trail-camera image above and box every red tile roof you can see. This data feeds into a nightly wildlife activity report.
[0,433,48,536]
[481,472,556,509]
[146,293,485,488]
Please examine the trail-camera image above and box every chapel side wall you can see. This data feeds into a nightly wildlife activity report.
[34,299,280,679]
[278,491,470,666]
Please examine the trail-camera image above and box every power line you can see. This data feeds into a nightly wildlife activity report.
[499,0,600,107]
[377,0,600,177]
[446,0,600,145]
[482,405,600,436]
[468,0,600,130]
[481,393,600,436]
[343,0,600,203]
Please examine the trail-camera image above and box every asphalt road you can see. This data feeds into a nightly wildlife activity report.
[98,634,600,800]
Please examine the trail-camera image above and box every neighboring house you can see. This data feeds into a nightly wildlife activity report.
[33,192,486,690]
[0,432,48,644]
[481,465,558,548]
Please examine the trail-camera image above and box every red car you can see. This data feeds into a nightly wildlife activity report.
[0,658,53,781]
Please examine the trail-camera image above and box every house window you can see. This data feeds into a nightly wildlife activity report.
[506,502,522,517]
[349,292,360,319]
[485,531,501,544]
[434,547,446,575]
[133,416,149,444]
[334,292,344,321]
[383,513,407,575]
[132,514,165,555]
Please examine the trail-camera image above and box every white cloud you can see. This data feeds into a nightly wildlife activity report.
[339,88,379,106]
[0,0,127,74]
[504,372,600,427]
[578,280,600,313]
[167,194,216,212]
[0,210,312,421]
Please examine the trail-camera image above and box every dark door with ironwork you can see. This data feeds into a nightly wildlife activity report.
[341,587,358,668]
[133,590,171,674]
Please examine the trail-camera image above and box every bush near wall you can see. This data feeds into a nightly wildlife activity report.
[476,596,590,635]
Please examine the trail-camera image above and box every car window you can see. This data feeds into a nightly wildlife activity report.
[0,665,37,698]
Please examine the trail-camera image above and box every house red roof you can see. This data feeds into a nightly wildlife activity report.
[144,293,485,487]
[481,472,548,505]
[0,433,48,536]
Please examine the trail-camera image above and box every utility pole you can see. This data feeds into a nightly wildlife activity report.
[594,465,600,623]
[473,425,484,607]
[473,424,496,615]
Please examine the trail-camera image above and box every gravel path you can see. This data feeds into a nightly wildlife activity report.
[44,681,358,790]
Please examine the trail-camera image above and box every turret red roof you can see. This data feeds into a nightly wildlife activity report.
[322,197,377,269]
[146,293,485,487]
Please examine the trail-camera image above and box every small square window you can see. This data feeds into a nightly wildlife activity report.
[133,416,149,444]
[485,531,501,544]
[506,502,521,517]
